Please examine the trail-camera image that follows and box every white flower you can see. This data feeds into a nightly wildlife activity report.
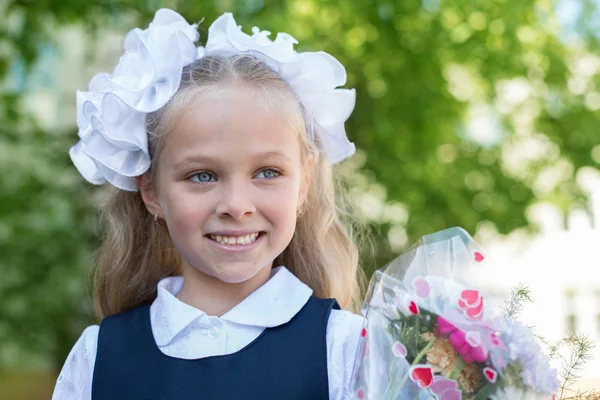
[503,321,560,394]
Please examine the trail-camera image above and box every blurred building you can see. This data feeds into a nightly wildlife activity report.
[478,191,600,392]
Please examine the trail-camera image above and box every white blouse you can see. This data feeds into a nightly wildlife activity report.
[52,266,365,400]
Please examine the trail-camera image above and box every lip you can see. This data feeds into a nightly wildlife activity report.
[206,229,263,236]
[206,232,265,253]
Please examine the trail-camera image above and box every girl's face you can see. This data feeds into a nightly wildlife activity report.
[143,87,310,283]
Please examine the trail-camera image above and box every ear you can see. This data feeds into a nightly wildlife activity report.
[299,154,315,209]
[135,173,163,219]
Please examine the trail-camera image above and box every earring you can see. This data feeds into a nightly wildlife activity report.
[297,206,304,218]
[154,214,159,223]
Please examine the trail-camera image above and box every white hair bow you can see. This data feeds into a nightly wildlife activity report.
[71,9,356,191]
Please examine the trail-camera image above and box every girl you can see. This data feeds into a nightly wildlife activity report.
[53,8,365,400]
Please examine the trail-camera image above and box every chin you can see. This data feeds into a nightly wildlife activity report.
[210,263,270,284]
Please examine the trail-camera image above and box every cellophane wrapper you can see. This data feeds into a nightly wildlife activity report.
[350,227,559,400]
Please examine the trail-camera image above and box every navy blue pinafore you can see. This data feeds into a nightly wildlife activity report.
[91,296,339,399]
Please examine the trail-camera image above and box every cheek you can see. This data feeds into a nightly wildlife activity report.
[161,189,210,232]
[261,186,300,227]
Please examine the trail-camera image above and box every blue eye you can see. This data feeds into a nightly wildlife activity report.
[190,171,216,183]
[256,168,280,179]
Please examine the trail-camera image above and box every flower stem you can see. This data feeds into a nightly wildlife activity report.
[413,315,420,350]
[448,356,465,380]
[473,382,498,400]
[382,338,436,400]
[413,337,435,365]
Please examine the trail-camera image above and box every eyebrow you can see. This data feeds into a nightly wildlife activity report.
[257,151,293,163]
[173,151,293,171]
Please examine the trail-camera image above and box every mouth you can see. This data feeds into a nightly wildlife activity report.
[206,232,264,246]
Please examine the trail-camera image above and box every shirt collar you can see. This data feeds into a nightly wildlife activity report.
[150,266,313,347]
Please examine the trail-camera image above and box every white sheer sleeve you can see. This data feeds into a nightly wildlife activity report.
[327,309,365,400]
[51,325,99,400]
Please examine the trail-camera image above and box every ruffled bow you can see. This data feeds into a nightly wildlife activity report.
[70,9,355,191]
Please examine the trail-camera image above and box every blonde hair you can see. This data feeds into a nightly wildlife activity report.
[93,55,365,319]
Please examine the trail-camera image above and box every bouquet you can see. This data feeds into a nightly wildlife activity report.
[351,227,560,400]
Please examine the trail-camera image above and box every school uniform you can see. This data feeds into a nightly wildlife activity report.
[52,266,364,399]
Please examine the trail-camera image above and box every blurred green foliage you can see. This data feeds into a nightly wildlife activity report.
[1,0,600,379]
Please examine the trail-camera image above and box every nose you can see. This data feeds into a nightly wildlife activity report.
[215,180,256,220]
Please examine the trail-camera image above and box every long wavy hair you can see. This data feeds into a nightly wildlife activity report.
[93,54,365,319]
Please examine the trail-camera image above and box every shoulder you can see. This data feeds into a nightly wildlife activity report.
[102,303,149,323]
[62,325,100,366]
[326,310,364,400]
[80,324,100,350]
[51,325,99,400]
[97,304,150,340]
[327,309,364,338]
[326,309,364,358]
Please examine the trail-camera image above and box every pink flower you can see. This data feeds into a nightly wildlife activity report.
[436,316,457,336]
[436,317,489,363]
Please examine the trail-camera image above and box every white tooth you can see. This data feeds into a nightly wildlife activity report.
[212,234,261,245]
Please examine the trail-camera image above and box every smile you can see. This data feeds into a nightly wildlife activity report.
[208,232,261,245]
